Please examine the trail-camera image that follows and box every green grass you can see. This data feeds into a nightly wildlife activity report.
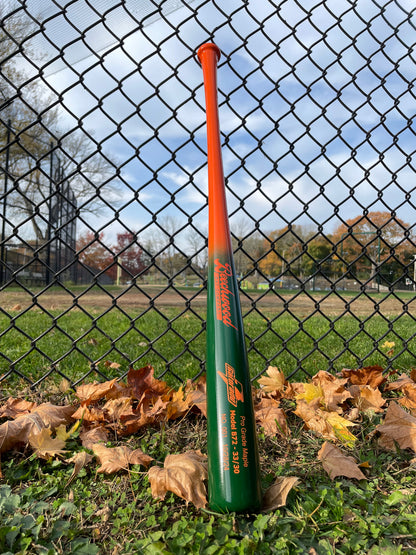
[1,408,415,554]
[1,307,416,388]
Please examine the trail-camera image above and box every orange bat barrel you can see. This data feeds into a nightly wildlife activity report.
[197,42,262,512]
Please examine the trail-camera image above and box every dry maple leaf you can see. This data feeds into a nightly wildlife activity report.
[349,385,386,413]
[28,427,67,460]
[294,401,357,446]
[376,401,416,452]
[295,371,351,413]
[262,476,299,511]
[317,442,366,480]
[184,377,207,417]
[0,398,37,419]
[0,403,75,454]
[65,451,94,487]
[148,450,208,509]
[80,426,109,450]
[255,398,289,438]
[385,373,415,391]
[103,397,135,423]
[71,405,107,424]
[341,365,386,389]
[75,378,119,405]
[127,365,170,401]
[398,384,416,414]
[258,366,287,396]
[166,386,195,420]
[92,443,153,474]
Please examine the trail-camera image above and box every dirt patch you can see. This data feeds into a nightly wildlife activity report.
[1,286,415,317]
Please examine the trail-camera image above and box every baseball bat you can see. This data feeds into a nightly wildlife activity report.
[197,42,262,512]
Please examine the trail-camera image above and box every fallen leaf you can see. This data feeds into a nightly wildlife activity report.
[398,384,416,414]
[29,428,67,459]
[0,404,74,454]
[80,426,109,450]
[92,443,153,474]
[65,451,93,486]
[148,450,208,509]
[0,398,37,419]
[127,365,170,401]
[294,401,357,446]
[185,376,207,417]
[349,385,386,413]
[318,442,366,480]
[75,378,119,405]
[257,366,287,396]
[341,365,386,389]
[295,371,351,412]
[166,386,194,420]
[262,476,299,511]
[377,402,416,452]
[71,405,106,423]
[385,373,415,391]
[255,398,289,437]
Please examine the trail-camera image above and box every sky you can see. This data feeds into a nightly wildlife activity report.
[6,0,416,250]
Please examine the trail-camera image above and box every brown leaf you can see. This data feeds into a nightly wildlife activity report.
[28,428,67,459]
[71,405,106,423]
[92,443,153,474]
[317,442,367,480]
[166,386,194,420]
[0,398,37,419]
[0,404,74,454]
[80,426,109,450]
[398,384,416,414]
[127,365,170,401]
[341,365,386,389]
[385,372,415,391]
[262,476,299,511]
[65,451,94,486]
[103,397,135,423]
[294,371,351,412]
[377,402,416,452]
[349,385,386,413]
[185,377,207,417]
[255,398,289,437]
[294,401,357,446]
[258,366,287,396]
[148,450,208,509]
[75,378,119,405]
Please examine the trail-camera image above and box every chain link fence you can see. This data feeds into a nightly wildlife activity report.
[1,0,416,388]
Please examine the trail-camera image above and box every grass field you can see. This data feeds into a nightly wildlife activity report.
[1,284,416,389]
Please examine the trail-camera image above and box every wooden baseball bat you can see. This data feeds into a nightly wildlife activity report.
[197,42,262,512]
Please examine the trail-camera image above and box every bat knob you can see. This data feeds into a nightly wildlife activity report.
[197,43,221,64]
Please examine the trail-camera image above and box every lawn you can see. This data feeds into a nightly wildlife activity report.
[0,304,415,389]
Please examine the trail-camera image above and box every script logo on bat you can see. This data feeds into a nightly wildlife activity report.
[218,363,244,407]
[214,259,237,330]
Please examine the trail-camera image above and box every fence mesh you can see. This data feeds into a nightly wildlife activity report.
[1,0,416,388]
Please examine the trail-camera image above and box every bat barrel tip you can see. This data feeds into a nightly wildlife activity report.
[197,43,221,64]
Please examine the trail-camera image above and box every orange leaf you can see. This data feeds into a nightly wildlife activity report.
[80,426,109,450]
[377,402,416,452]
[258,367,287,396]
[92,443,153,474]
[385,372,414,392]
[148,450,208,509]
[349,385,386,413]
[0,398,37,419]
[262,476,299,511]
[65,451,94,487]
[127,365,170,401]
[318,442,366,480]
[75,378,119,405]
[255,398,289,438]
[0,403,74,454]
[341,365,386,389]
[398,384,416,415]
[184,377,207,417]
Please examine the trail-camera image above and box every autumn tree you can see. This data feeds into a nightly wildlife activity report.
[112,232,147,283]
[332,212,416,284]
[76,231,113,273]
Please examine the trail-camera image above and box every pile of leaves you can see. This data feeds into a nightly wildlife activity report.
[0,363,415,511]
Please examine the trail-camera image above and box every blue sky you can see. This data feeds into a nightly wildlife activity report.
[10,0,416,249]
